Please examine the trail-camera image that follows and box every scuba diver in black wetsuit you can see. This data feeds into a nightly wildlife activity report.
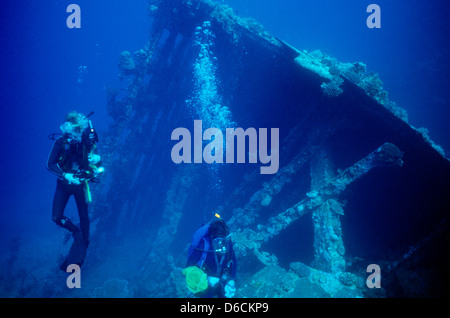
[184,215,237,298]
[47,111,103,270]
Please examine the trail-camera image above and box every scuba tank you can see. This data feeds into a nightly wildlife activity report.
[76,112,103,203]
[84,118,102,204]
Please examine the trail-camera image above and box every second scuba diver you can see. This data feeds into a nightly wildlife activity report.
[184,215,237,298]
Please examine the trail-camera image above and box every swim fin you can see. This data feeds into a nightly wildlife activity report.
[60,231,87,272]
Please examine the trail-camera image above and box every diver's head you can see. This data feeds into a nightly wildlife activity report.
[60,111,88,143]
[209,218,231,253]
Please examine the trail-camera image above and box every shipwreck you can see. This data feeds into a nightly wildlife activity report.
[86,0,450,297]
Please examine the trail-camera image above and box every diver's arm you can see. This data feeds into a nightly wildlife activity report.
[186,239,205,268]
[46,138,65,178]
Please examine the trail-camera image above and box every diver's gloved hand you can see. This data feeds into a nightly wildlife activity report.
[224,280,236,298]
[88,154,101,165]
[64,173,81,185]
[207,276,220,287]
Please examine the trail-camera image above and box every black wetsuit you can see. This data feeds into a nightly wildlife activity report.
[47,135,93,246]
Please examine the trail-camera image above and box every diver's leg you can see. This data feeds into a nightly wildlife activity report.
[52,180,80,233]
[74,184,89,247]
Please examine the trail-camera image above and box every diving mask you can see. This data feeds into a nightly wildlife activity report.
[60,121,83,142]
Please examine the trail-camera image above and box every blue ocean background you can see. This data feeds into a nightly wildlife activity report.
[0,0,448,297]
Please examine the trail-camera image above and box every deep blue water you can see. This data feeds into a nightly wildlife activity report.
[0,0,448,297]
[1,0,150,239]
